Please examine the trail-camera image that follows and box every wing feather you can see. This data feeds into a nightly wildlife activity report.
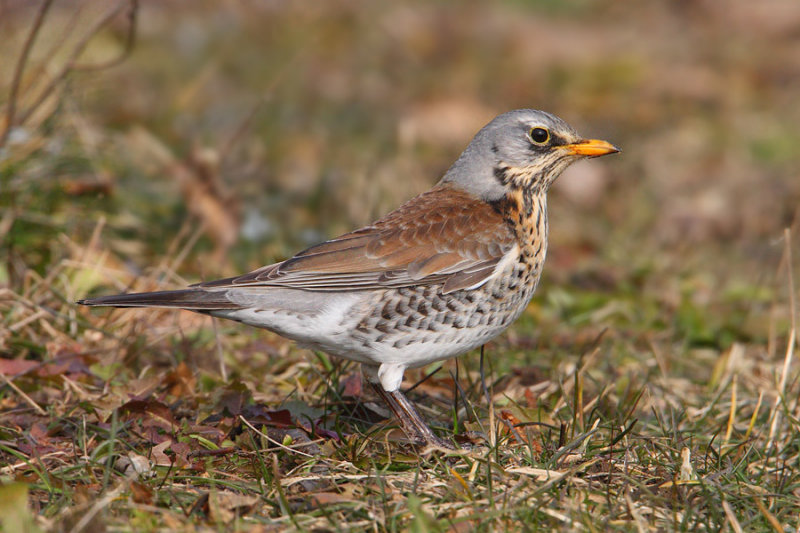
[194,184,517,292]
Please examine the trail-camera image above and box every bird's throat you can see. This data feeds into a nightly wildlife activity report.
[493,163,544,192]
[489,188,548,260]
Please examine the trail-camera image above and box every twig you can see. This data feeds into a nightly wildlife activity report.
[767,228,796,448]
[624,492,648,533]
[16,0,137,128]
[68,483,126,533]
[212,317,227,381]
[239,416,315,457]
[0,450,68,475]
[0,372,47,415]
[722,499,744,533]
[8,309,49,332]
[744,390,763,441]
[72,0,138,72]
[753,495,784,533]
[0,0,54,147]
[0,208,15,242]
[479,346,496,447]
[723,374,737,447]
[404,364,441,393]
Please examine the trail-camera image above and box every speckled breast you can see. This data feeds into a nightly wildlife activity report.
[349,189,549,366]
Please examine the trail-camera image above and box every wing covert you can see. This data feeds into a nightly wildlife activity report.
[194,185,517,293]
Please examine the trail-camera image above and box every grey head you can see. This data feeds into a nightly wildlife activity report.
[439,109,619,201]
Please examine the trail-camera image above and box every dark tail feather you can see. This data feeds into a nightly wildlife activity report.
[77,289,242,310]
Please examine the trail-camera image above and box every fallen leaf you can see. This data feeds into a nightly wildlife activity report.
[114,397,178,443]
[162,361,196,397]
[340,373,362,398]
[61,177,114,197]
[130,480,153,505]
[169,440,193,468]
[115,398,176,426]
[0,359,39,376]
[216,381,253,416]
[150,440,174,467]
[170,146,240,261]
[306,492,355,509]
[207,491,258,524]
[506,466,567,482]
[241,405,293,428]
[524,388,538,408]
[116,452,153,478]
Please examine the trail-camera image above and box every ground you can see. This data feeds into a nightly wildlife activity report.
[1,1,799,531]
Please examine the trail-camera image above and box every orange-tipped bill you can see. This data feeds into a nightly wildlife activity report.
[562,139,620,158]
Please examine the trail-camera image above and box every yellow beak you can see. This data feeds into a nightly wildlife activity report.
[562,139,620,157]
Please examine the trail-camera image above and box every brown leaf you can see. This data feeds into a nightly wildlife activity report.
[240,405,293,428]
[216,381,253,417]
[123,376,162,399]
[116,398,176,425]
[150,440,174,467]
[163,361,196,397]
[73,483,94,506]
[61,178,114,197]
[0,350,95,382]
[186,424,226,443]
[524,388,538,408]
[29,423,50,443]
[116,452,153,478]
[207,491,258,523]
[410,373,454,399]
[148,440,192,469]
[17,423,60,457]
[0,359,39,376]
[498,409,543,454]
[188,493,210,518]
[499,409,527,445]
[130,481,153,505]
[123,128,240,260]
[340,373,362,398]
[169,441,193,468]
[45,341,85,359]
[38,359,93,379]
[170,147,240,260]
[306,492,355,509]
[114,398,178,442]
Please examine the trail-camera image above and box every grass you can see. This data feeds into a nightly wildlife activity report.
[2,1,800,531]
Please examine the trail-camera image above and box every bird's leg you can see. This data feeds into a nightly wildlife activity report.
[369,382,454,449]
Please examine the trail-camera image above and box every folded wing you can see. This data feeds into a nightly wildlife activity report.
[196,185,516,294]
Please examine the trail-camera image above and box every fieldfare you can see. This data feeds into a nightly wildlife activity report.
[79,109,619,448]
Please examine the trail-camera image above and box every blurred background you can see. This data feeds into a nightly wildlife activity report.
[2,0,799,393]
[2,2,800,526]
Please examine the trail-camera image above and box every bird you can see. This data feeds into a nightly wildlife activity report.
[78,109,619,448]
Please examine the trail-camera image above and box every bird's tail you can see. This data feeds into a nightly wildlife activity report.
[77,289,242,310]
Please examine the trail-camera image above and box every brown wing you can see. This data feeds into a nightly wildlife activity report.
[196,184,516,294]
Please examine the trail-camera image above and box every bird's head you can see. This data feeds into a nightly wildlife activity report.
[441,109,619,200]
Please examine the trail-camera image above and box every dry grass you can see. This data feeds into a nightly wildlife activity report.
[2,1,800,531]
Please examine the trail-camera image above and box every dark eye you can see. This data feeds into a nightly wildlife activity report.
[529,127,550,144]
